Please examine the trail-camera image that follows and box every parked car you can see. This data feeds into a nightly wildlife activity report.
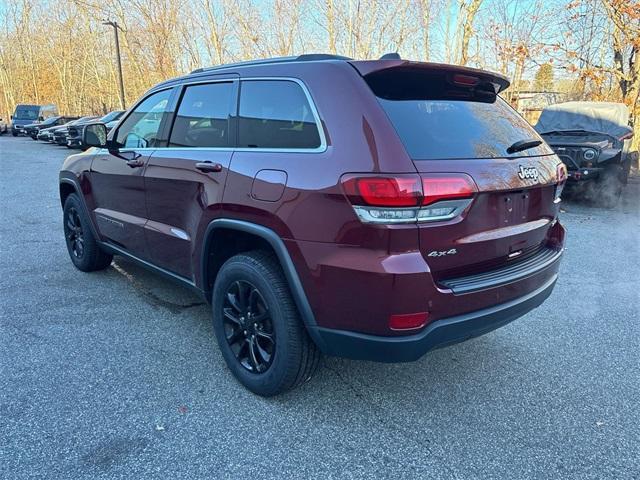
[0,117,8,135]
[53,126,70,146]
[60,54,566,396]
[10,104,58,136]
[67,111,123,149]
[535,101,635,207]
[23,120,46,139]
[24,116,79,139]
[44,124,69,143]
[38,122,67,142]
[41,117,95,144]
[37,125,58,142]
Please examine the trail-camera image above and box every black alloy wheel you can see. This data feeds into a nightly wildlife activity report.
[62,193,113,272]
[212,251,321,396]
[223,280,276,373]
[65,206,85,259]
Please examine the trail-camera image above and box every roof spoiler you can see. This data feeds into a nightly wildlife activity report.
[379,52,401,60]
[350,60,510,95]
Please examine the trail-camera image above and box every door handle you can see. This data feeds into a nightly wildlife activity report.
[126,158,145,168]
[195,162,223,173]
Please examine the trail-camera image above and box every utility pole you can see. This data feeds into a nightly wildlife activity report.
[103,20,126,110]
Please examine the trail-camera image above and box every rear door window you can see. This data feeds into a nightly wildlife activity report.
[169,82,236,148]
[238,80,321,149]
[368,71,543,159]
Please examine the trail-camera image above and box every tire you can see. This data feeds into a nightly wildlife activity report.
[63,193,113,272]
[12,131,17,137]
[212,250,321,396]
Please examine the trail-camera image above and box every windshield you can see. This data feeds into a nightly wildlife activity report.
[41,116,61,126]
[100,111,124,123]
[14,106,39,120]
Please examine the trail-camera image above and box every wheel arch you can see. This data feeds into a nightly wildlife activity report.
[201,219,320,337]
[59,179,77,208]
[59,175,102,241]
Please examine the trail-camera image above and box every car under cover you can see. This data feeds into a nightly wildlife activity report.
[534,101,632,139]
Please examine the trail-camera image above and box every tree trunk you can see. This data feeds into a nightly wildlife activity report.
[459,0,482,65]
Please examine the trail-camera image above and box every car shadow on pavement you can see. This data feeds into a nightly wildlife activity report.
[108,254,524,408]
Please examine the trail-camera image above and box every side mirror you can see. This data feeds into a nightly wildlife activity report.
[83,123,108,148]
[10,115,13,120]
[38,116,44,121]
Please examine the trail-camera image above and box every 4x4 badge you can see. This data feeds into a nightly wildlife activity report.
[428,249,457,257]
[518,165,539,182]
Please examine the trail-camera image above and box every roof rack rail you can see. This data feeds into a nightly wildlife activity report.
[190,53,353,74]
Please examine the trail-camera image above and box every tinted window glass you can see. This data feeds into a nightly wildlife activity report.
[116,89,171,148]
[169,82,234,148]
[99,110,124,123]
[40,116,61,126]
[366,70,541,160]
[378,98,541,160]
[238,80,321,149]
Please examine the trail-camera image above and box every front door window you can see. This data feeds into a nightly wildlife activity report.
[115,89,172,149]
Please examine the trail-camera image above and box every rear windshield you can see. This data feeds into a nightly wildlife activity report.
[367,70,542,160]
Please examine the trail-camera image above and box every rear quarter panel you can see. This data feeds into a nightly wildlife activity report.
[221,61,418,244]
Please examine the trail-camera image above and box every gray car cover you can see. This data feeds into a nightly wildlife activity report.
[534,101,632,138]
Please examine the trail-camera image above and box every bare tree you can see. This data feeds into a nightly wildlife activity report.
[457,0,482,65]
[201,0,232,65]
[0,0,637,144]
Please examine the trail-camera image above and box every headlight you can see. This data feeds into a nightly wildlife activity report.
[583,149,597,161]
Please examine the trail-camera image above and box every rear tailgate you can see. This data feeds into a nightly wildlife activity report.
[412,157,560,283]
[357,60,564,283]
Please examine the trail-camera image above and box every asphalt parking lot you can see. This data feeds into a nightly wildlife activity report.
[1,135,638,479]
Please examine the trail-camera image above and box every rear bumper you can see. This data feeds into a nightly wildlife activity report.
[312,273,558,362]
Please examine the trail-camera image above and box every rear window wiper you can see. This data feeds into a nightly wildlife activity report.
[507,139,542,154]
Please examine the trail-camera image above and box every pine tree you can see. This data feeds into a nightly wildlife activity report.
[534,63,554,91]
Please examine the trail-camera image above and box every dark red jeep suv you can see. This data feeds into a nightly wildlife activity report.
[60,54,566,396]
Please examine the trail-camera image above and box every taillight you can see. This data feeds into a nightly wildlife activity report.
[422,175,477,206]
[342,175,422,207]
[555,163,567,203]
[341,173,477,224]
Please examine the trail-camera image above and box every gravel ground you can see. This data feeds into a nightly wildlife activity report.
[1,135,638,479]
